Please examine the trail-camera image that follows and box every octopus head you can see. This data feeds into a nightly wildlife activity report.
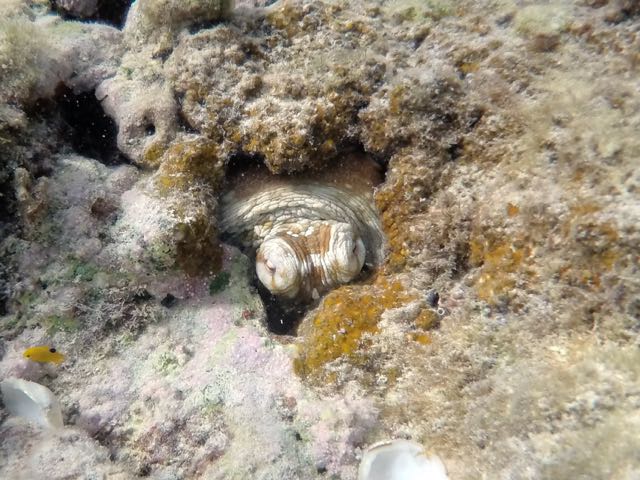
[256,237,302,299]
[326,222,366,284]
[256,222,366,300]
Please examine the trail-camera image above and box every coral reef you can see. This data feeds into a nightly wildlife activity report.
[163,1,387,172]
[1,0,639,478]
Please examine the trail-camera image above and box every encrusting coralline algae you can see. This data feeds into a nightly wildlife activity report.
[1,0,639,479]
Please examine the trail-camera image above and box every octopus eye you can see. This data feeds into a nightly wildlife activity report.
[352,243,358,253]
[265,260,276,273]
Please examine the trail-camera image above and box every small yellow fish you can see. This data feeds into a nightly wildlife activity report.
[23,346,65,365]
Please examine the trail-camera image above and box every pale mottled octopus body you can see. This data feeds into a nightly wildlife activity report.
[220,154,386,301]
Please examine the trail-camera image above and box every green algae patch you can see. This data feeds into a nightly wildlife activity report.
[44,315,81,335]
[70,261,99,282]
[139,0,233,32]
[209,271,231,295]
[413,308,439,330]
[0,315,24,334]
[294,276,416,383]
[265,2,309,38]
[142,140,167,168]
[155,350,180,375]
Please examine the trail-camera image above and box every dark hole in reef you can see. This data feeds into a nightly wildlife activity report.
[96,0,133,27]
[0,175,16,235]
[0,164,18,317]
[160,293,178,308]
[224,151,265,178]
[55,85,126,166]
[256,283,307,335]
[0,272,9,316]
[496,13,513,27]
[51,0,133,28]
[447,139,463,161]
[138,464,152,477]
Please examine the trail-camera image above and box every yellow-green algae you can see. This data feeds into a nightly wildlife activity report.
[294,276,418,384]
[154,137,224,193]
[469,227,535,308]
[150,137,225,276]
[469,200,623,308]
[375,178,412,271]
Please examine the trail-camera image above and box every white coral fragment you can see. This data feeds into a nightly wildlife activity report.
[0,378,63,429]
[358,440,448,480]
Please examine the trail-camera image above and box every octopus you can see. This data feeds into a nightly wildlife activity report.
[220,152,386,301]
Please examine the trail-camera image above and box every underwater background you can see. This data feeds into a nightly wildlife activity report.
[1,0,639,478]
